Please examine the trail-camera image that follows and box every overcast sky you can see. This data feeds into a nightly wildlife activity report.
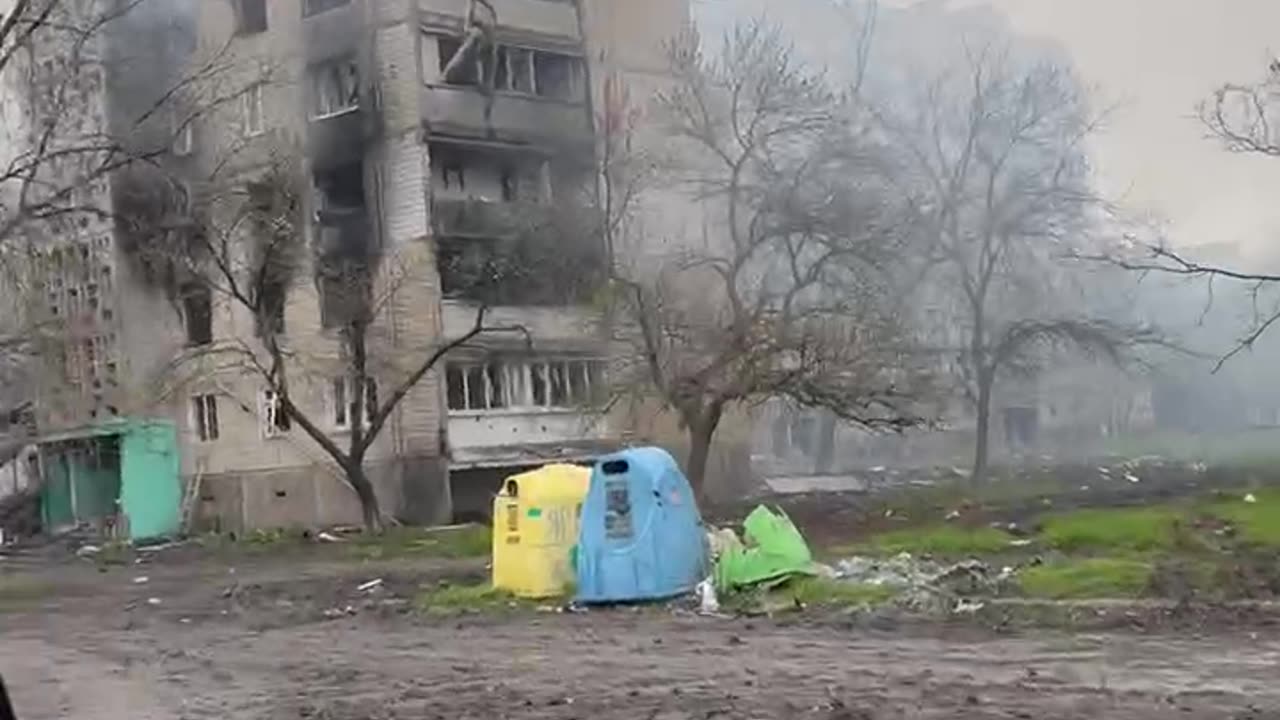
[696,0,1280,262]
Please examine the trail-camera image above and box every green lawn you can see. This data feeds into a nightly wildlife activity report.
[847,525,1016,558]
[1038,506,1186,553]
[1019,558,1153,600]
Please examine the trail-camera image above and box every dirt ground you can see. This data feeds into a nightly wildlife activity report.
[3,547,1280,720]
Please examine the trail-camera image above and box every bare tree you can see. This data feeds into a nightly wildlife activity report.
[1098,61,1280,366]
[0,0,244,427]
[121,149,553,530]
[603,22,933,495]
[882,47,1155,481]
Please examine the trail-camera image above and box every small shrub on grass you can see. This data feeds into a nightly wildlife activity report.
[1039,506,1184,553]
[1019,558,1153,600]
[851,525,1015,558]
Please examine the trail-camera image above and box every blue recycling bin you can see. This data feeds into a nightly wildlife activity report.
[574,447,708,603]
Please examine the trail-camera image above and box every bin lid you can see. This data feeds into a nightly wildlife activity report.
[500,463,591,502]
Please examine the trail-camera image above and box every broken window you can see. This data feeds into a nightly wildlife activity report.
[191,394,220,442]
[309,58,359,119]
[332,377,377,429]
[436,36,477,85]
[181,283,213,346]
[445,359,604,412]
[235,0,267,35]
[302,0,349,17]
[534,52,580,101]
[260,389,291,437]
[507,48,534,93]
[241,84,264,136]
[440,159,466,192]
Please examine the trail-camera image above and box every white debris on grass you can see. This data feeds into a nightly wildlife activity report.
[834,552,1012,614]
[1244,493,1258,504]
[357,578,384,593]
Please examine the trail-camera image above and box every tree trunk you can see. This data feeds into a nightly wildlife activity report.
[972,370,994,484]
[346,462,382,531]
[685,420,715,499]
[814,411,837,474]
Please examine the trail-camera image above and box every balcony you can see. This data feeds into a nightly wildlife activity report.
[431,198,522,239]
[420,0,582,42]
[419,85,590,144]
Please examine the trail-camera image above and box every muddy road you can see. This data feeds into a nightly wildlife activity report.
[2,554,1278,720]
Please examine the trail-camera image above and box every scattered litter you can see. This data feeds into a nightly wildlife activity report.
[76,545,101,558]
[834,553,1011,613]
[179,618,191,624]
[945,510,962,521]
[146,597,162,606]
[869,466,886,473]
[884,509,895,519]
[1008,539,1033,548]
[1244,493,1258,504]
[696,578,720,614]
[954,600,985,614]
[357,578,384,593]
[323,605,358,619]
[1125,473,1141,484]
[317,532,345,543]
[133,576,150,585]
[137,540,186,553]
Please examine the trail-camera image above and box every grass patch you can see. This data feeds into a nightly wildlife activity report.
[848,525,1015,558]
[1039,506,1185,553]
[348,524,490,561]
[414,581,533,616]
[1206,490,1280,548]
[786,577,897,608]
[1019,558,1153,599]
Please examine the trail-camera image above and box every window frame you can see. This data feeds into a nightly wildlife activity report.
[259,389,292,438]
[190,394,220,443]
[332,376,378,431]
[308,57,360,120]
[446,358,604,414]
[241,84,265,137]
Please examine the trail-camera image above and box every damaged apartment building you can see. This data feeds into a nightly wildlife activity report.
[2,0,689,534]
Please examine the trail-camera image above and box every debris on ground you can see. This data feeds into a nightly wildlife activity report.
[834,553,1011,613]
[1244,493,1258,505]
[696,578,720,614]
[357,578,384,593]
[712,505,818,592]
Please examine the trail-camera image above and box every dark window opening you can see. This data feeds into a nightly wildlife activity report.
[303,0,349,18]
[534,53,577,100]
[236,0,267,35]
[437,36,477,85]
[314,165,371,330]
[500,169,519,202]
[182,283,213,346]
[446,365,466,411]
[309,58,359,118]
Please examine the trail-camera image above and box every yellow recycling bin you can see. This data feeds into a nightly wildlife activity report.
[492,463,592,599]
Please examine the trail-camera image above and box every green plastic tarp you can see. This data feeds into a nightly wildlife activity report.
[713,505,816,591]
